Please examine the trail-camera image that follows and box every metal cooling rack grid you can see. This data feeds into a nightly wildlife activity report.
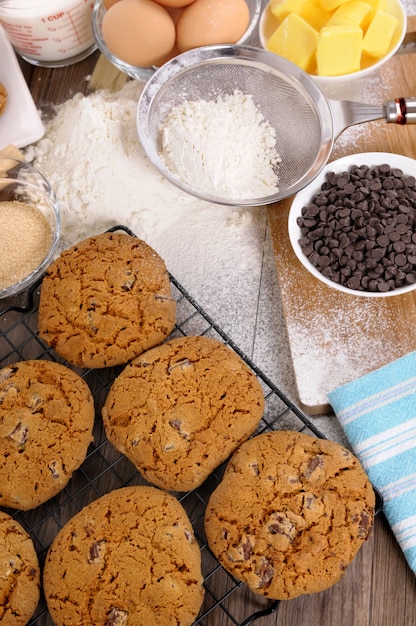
[0,248,380,626]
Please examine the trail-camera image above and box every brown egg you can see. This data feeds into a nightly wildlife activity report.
[154,0,195,6]
[153,42,181,65]
[102,0,176,67]
[176,0,250,52]
[103,0,121,9]
[165,5,184,24]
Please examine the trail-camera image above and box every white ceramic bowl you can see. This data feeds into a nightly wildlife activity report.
[0,159,60,299]
[92,0,262,81]
[288,152,416,298]
[259,0,407,86]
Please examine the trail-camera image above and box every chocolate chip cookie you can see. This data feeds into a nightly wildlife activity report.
[102,335,265,492]
[38,232,176,368]
[0,511,40,625]
[0,360,94,510]
[204,430,375,600]
[43,485,204,626]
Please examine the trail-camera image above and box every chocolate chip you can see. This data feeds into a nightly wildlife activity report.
[304,454,324,479]
[7,421,29,447]
[249,462,260,476]
[168,358,192,372]
[267,512,297,540]
[48,461,60,479]
[88,540,107,563]
[0,366,16,383]
[106,607,128,626]
[297,164,416,292]
[241,538,254,560]
[255,557,274,588]
[121,279,135,291]
[355,509,373,539]
[228,534,255,561]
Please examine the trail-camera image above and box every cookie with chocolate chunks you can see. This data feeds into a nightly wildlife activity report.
[204,430,375,600]
[38,232,176,368]
[102,335,265,492]
[43,486,204,626]
[0,360,94,510]
[0,511,40,625]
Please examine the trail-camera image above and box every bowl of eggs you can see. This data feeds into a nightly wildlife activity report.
[92,0,263,81]
[288,152,416,297]
[259,0,406,85]
[0,158,60,299]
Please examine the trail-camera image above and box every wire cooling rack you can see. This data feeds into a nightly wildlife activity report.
[0,227,382,626]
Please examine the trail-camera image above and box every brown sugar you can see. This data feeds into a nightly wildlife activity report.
[0,200,52,289]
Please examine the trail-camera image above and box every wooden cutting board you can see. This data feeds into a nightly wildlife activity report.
[267,20,416,415]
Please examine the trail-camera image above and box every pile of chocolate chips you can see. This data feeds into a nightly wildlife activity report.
[297,163,416,293]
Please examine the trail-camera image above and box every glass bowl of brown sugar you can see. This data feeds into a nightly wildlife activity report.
[288,152,416,297]
[0,158,60,299]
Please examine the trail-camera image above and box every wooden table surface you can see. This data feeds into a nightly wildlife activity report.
[11,50,416,626]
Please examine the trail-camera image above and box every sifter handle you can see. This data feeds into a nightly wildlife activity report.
[384,98,416,124]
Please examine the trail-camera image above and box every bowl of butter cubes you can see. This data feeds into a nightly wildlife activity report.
[259,0,406,84]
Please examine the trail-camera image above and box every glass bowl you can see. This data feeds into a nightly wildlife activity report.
[0,159,60,299]
[92,0,263,81]
[288,152,416,298]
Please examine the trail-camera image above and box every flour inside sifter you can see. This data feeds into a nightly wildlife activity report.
[160,90,281,200]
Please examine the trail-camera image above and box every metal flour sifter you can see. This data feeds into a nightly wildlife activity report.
[137,44,416,207]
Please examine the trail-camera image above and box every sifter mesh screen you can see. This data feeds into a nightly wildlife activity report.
[138,48,335,206]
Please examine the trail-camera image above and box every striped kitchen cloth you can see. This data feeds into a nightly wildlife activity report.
[327,351,416,576]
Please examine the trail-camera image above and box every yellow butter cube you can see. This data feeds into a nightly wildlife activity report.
[326,0,373,29]
[300,0,332,30]
[365,0,387,15]
[267,13,319,72]
[270,0,307,21]
[316,25,363,75]
[362,10,399,57]
[318,0,349,13]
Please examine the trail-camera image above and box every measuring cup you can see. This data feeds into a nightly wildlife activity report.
[0,0,96,67]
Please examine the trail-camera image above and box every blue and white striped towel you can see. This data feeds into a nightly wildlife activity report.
[328,351,416,576]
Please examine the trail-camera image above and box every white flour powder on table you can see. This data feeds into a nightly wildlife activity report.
[24,80,270,359]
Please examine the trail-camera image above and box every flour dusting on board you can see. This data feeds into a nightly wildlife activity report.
[284,296,397,410]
